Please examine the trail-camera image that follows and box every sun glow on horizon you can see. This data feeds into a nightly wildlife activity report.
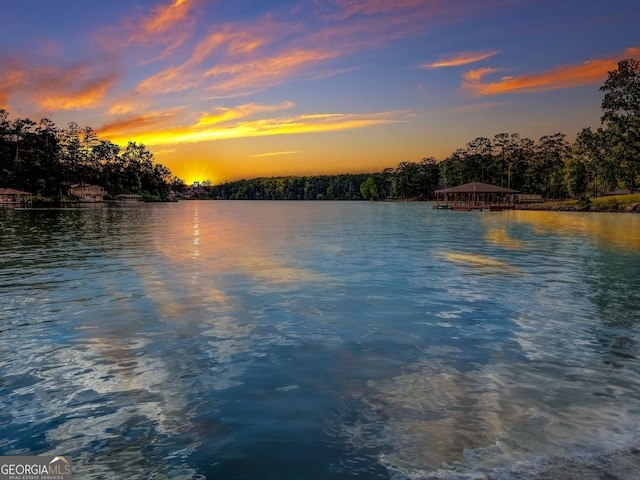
[165,159,219,185]
[0,1,636,184]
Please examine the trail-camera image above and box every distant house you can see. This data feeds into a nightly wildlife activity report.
[604,189,632,196]
[188,184,209,198]
[0,188,33,205]
[70,183,106,202]
[115,194,143,202]
[516,194,544,203]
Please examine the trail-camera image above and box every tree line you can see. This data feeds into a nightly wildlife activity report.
[212,58,639,201]
[210,174,369,200]
[2,58,638,202]
[0,112,181,201]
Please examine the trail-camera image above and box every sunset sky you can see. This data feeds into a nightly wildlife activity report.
[1,0,638,184]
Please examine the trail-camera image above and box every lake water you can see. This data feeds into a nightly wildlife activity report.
[1,201,640,479]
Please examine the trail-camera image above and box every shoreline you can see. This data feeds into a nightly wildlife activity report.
[3,198,639,213]
[514,202,640,213]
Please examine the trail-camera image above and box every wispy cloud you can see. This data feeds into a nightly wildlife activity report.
[463,67,500,83]
[463,47,640,95]
[447,101,502,113]
[196,102,295,126]
[97,109,184,139]
[95,0,197,60]
[135,1,481,100]
[249,151,301,158]
[140,0,194,35]
[34,73,119,111]
[421,50,500,69]
[98,105,407,147]
[0,59,26,107]
[134,18,322,97]
[2,0,497,118]
[203,48,343,98]
[0,56,119,111]
[324,0,437,20]
[108,100,137,116]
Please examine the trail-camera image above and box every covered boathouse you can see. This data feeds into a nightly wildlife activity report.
[0,188,33,207]
[434,182,518,211]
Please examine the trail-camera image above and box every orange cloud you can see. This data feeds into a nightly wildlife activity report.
[133,0,477,100]
[0,56,119,111]
[141,0,193,35]
[34,74,118,110]
[98,104,407,147]
[135,14,327,99]
[196,101,295,126]
[0,62,26,105]
[137,65,199,94]
[97,109,183,139]
[463,67,500,83]
[328,0,436,19]
[422,50,500,68]
[108,101,136,115]
[138,41,341,98]
[248,151,301,158]
[227,34,266,56]
[204,48,342,98]
[136,19,301,96]
[463,47,640,95]
[317,0,493,46]
[190,18,297,66]
[129,1,491,103]
[95,0,196,60]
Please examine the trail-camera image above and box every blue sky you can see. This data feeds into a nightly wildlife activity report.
[1,0,638,183]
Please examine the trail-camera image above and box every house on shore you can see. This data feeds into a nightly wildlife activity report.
[604,189,632,196]
[70,184,106,202]
[0,188,33,206]
[516,194,544,203]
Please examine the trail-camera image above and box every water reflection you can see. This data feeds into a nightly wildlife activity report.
[507,210,640,251]
[2,203,640,479]
[440,251,520,273]
[584,251,640,369]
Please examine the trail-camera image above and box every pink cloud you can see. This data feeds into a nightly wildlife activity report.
[34,74,119,111]
[463,47,640,95]
[325,0,438,20]
[0,56,119,111]
[141,0,194,35]
[95,0,197,60]
[422,50,501,69]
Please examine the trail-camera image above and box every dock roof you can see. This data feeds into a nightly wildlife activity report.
[435,182,518,194]
[0,188,33,195]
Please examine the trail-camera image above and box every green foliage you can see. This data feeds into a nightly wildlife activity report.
[0,109,178,200]
[210,174,368,200]
[565,157,589,198]
[591,193,640,210]
[600,58,640,192]
[597,197,620,211]
[3,57,639,203]
[360,176,379,200]
[391,157,440,199]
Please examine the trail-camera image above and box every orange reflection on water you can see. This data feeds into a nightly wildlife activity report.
[506,210,640,251]
[441,251,520,273]
[484,227,525,250]
[151,201,325,287]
